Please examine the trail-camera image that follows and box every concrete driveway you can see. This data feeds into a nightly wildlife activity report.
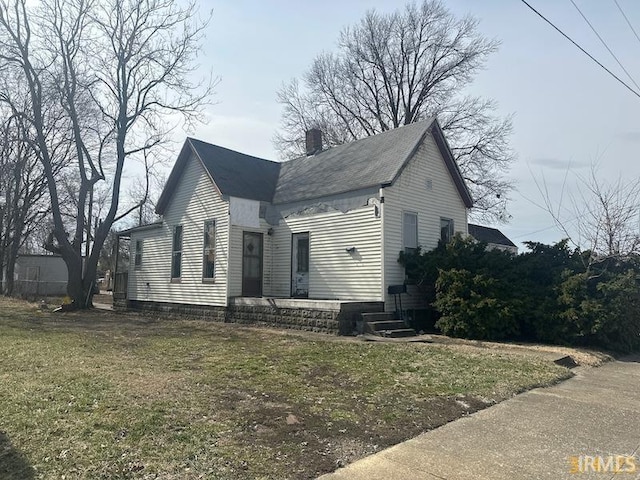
[320,356,640,480]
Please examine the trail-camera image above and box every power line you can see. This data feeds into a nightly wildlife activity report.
[569,0,640,92]
[613,0,640,48]
[519,0,640,100]
[511,217,580,240]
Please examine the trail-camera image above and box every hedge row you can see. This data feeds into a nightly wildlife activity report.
[400,236,640,352]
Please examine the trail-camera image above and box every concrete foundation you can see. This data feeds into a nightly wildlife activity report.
[119,297,384,335]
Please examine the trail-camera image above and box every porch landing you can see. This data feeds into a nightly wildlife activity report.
[228,297,384,335]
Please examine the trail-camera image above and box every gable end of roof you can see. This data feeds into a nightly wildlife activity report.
[156,138,280,215]
[429,121,474,209]
[155,140,198,215]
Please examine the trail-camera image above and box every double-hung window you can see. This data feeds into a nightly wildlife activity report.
[133,239,143,269]
[403,212,418,253]
[203,220,216,280]
[171,225,183,280]
[440,218,454,244]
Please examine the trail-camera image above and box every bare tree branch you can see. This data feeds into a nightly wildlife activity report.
[0,0,215,307]
[274,0,514,223]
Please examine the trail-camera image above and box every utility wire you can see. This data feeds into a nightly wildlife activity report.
[569,0,640,92]
[613,0,640,48]
[520,0,640,100]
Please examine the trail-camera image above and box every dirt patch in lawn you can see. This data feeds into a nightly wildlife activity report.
[213,391,492,476]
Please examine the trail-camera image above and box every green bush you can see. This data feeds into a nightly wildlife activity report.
[512,241,585,343]
[559,269,640,352]
[400,236,640,352]
[434,269,519,340]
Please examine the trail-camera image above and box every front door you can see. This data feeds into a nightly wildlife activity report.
[242,232,263,297]
[291,232,309,298]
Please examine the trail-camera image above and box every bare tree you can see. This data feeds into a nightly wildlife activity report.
[0,0,215,308]
[0,104,61,295]
[274,0,514,222]
[535,165,640,260]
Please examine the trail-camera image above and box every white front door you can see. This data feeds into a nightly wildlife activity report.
[291,232,309,298]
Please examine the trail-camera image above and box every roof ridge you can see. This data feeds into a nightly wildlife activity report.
[188,137,279,164]
[282,119,434,165]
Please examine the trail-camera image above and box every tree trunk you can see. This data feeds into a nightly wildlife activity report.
[4,244,18,296]
[62,250,85,307]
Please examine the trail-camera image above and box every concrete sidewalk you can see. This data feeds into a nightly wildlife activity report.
[320,356,640,479]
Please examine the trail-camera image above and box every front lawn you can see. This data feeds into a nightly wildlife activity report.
[0,298,570,479]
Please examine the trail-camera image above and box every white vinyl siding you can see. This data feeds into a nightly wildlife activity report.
[128,155,229,306]
[383,133,468,310]
[269,204,382,301]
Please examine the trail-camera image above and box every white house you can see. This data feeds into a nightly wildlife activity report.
[10,254,68,296]
[116,118,473,333]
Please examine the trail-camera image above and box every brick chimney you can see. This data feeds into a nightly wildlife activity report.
[305,128,322,156]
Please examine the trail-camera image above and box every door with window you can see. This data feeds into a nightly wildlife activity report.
[291,232,309,298]
[242,232,263,297]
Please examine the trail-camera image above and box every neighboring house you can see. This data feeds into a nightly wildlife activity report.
[116,118,473,333]
[468,224,518,254]
[10,254,68,296]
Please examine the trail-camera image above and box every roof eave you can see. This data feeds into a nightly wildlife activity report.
[387,121,433,187]
[117,221,163,237]
[155,140,193,215]
[429,120,474,209]
[272,184,383,206]
[155,138,225,215]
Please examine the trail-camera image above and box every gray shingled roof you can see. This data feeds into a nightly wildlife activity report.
[156,138,281,214]
[273,120,433,204]
[156,119,473,215]
[190,138,281,202]
[468,224,516,248]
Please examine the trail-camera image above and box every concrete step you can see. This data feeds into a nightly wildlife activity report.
[366,320,408,332]
[361,312,397,322]
[381,328,418,338]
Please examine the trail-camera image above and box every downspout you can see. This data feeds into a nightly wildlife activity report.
[379,186,385,308]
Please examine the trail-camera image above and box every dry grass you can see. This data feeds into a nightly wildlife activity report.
[0,298,571,479]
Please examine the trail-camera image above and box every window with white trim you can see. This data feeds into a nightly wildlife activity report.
[440,218,454,244]
[203,220,216,280]
[171,225,183,280]
[134,239,143,269]
[403,212,418,253]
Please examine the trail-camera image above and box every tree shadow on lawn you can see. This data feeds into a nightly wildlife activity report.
[0,431,35,480]
[618,353,640,363]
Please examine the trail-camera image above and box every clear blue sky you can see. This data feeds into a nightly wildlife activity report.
[182,0,640,250]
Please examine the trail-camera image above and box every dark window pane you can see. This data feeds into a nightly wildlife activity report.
[297,238,309,273]
[172,226,182,278]
[134,240,142,267]
[440,218,453,243]
[172,252,181,278]
[203,220,215,279]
